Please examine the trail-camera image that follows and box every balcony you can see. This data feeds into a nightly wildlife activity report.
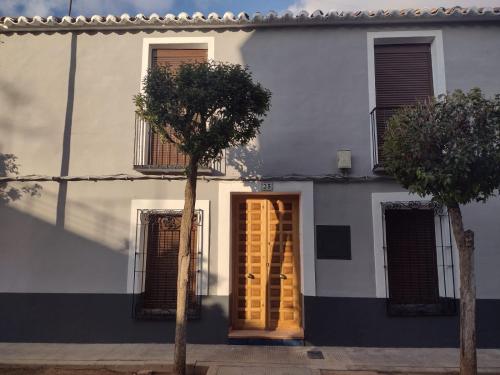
[370,106,400,173]
[133,115,225,175]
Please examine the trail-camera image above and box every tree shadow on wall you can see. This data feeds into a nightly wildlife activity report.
[0,153,41,204]
[226,142,263,180]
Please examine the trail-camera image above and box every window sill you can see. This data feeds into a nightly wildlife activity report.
[134,307,201,321]
[387,298,457,317]
[134,165,219,176]
[372,164,387,174]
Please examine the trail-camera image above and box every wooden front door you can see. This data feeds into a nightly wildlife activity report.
[232,195,301,332]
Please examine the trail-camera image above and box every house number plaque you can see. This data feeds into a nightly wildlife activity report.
[260,182,274,192]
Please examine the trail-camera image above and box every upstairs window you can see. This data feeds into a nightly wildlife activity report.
[371,43,434,168]
[134,48,226,174]
[149,49,207,169]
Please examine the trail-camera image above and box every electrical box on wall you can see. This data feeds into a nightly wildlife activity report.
[337,149,352,170]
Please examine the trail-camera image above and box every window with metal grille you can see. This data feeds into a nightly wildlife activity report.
[132,209,202,320]
[371,44,434,167]
[382,202,456,316]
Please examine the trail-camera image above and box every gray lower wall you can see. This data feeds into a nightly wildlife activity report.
[0,294,229,344]
[304,297,500,348]
[2,293,500,348]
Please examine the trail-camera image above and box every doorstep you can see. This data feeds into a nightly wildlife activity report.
[227,328,305,345]
[228,328,304,340]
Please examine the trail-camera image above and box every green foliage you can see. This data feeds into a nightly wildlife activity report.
[383,88,500,205]
[134,61,271,165]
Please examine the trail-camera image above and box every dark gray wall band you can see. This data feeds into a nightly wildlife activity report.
[304,296,500,348]
[0,294,229,343]
[1,294,499,348]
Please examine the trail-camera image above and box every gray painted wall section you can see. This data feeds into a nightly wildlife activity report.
[313,182,500,299]
[0,24,500,300]
[314,182,404,298]
[0,180,219,293]
[2,26,500,178]
[442,24,500,96]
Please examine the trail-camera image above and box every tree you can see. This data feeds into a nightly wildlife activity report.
[383,88,500,375]
[134,61,271,375]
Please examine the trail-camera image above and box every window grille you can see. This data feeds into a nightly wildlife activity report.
[133,114,226,174]
[381,201,457,316]
[132,209,202,320]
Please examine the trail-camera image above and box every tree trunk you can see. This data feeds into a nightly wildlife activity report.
[448,204,477,375]
[173,158,198,375]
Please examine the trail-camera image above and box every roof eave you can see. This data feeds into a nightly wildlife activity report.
[1,8,499,32]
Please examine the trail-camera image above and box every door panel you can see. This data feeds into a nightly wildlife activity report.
[233,198,267,329]
[267,197,301,329]
[232,195,301,331]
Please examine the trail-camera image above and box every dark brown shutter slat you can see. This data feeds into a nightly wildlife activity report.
[149,49,207,167]
[375,44,434,107]
[374,44,433,163]
[143,214,198,311]
[152,49,208,69]
[385,209,439,305]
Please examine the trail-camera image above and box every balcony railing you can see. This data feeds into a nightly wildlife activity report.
[133,115,225,175]
[370,106,401,171]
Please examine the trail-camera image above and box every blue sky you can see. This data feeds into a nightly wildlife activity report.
[1,0,499,17]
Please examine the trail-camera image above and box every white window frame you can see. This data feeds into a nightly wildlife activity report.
[140,36,215,91]
[367,30,446,169]
[127,199,210,296]
[135,37,216,167]
[371,192,460,299]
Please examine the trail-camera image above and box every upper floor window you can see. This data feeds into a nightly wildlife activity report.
[370,42,436,170]
[134,44,224,174]
[149,49,206,170]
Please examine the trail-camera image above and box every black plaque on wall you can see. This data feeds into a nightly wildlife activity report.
[316,225,351,260]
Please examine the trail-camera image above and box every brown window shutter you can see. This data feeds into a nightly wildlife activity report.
[152,48,208,70]
[149,49,208,168]
[374,44,433,163]
[143,214,198,313]
[385,209,439,305]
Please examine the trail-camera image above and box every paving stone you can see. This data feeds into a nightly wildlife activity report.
[0,343,499,374]
[215,365,314,375]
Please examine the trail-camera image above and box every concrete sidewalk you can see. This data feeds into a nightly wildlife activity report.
[1,343,500,374]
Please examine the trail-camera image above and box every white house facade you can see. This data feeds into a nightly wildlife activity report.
[0,7,499,346]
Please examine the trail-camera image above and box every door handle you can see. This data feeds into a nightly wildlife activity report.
[279,273,287,280]
[247,273,255,279]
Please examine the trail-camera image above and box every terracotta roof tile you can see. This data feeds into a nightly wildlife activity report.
[1,7,499,31]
